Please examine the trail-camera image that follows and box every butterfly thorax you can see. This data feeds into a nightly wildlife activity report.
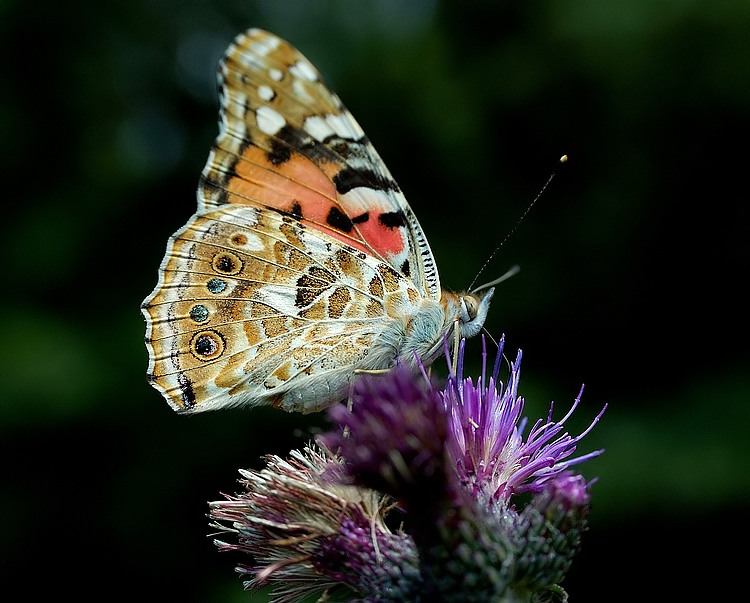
[391,288,494,371]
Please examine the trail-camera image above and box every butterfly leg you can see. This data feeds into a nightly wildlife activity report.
[451,319,461,374]
[343,369,388,438]
[342,368,393,438]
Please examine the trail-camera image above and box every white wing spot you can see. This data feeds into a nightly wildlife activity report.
[269,67,282,81]
[256,105,286,135]
[290,60,318,82]
[234,50,264,71]
[239,231,264,251]
[216,206,260,230]
[225,90,247,113]
[258,85,275,101]
[304,115,336,141]
[303,113,364,142]
[292,79,314,104]
[250,36,280,56]
[327,113,365,140]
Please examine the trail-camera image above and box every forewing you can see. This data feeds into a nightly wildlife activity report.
[199,28,440,298]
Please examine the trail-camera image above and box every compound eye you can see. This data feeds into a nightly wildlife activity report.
[462,295,479,321]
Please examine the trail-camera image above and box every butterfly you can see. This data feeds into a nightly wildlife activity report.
[141,28,494,414]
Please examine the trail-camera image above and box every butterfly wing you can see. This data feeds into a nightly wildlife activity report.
[143,204,421,413]
[200,28,440,299]
[142,29,437,413]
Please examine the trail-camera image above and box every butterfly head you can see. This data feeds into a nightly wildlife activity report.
[453,287,494,339]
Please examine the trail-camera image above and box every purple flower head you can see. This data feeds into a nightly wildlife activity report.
[544,471,594,511]
[322,364,449,509]
[210,336,606,601]
[209,444,422,601]
[442,336,606,507]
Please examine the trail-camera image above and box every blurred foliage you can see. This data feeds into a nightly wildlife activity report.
[1,0,747,600]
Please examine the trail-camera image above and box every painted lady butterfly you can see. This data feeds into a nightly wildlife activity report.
[142,29,494,414]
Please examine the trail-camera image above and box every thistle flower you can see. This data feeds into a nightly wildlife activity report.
[209,444,423,601]
[209,337,606,602]
[324,365,450,518]
[443,336,606,508]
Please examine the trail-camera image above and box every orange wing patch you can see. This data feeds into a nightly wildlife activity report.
[227,145,375,253]
[223,143,410,266]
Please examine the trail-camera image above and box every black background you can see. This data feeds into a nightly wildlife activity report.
[2,1,747,600]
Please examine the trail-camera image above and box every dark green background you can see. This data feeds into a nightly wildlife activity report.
[2,1,747,600]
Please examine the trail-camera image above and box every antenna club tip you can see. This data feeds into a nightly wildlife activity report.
[560,154,568,163]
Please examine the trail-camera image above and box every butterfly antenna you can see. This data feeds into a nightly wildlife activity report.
[471,264,520,294]
[468,154,568,292]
